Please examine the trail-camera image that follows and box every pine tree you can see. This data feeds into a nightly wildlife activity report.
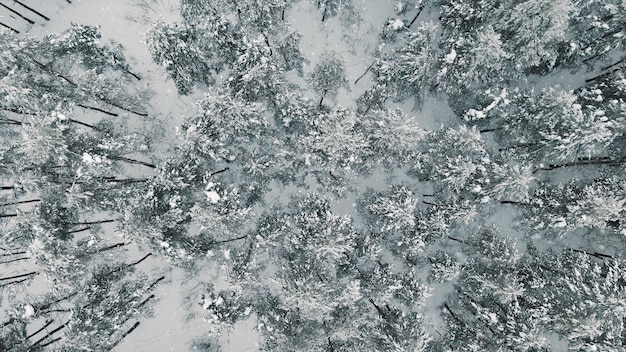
[375,22,438,106]
[308,50,348,108]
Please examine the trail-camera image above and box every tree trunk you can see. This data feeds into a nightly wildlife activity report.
[0,22,20,33]
[0,199,40,207]
[30,58,148,117]
[145,276,165,292]
[499,200,520,205]
[11,0,49,21]
[369,299,386,318]
[354,61,375,85]
[75,104,119,117]
[533,156,626,173]
[209,167,229,176]
[95,242,127,253]
[67,226,91,234]
[262,32,273,56]
[447,236,466,244]
[601,56,625,71]
[585,65,624,84]
[408,5,425,28]
[443,303,464,326]
[28,320,70,349]
[572,248,613,259]
[209,234,248,245]
[1,250,27,257]
[319,90,327,108]
[130,253,152,266]
[108,322,140,351]
[109,155,156,169]
[26,319,54,340]
[137,294,155,308]
[0,271,37,281]
[0,3,34,24]
[479,127,501,133]
[0,256,30,265]
[0,277,28,289]
[70,218,118,226]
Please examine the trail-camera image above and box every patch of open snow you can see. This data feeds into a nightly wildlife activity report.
[390,18,404,30]
[22,304,35,318]
[205,190,221,203]
[445,48,457,63]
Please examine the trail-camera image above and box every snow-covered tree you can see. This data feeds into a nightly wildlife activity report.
[227,35,284,102]
[520,177,626,240]
[375,22,438,106]
[436,26,511,102]
[529,250,626,350]
[274,30,307,76]
[496,0,573,72]
[308,50,348,108]
[144,21,213,95]
[361,108,424,168]
[496,88,617,164]
[0,28,148,116]
[411,125,492,200]
[565,0,626,68]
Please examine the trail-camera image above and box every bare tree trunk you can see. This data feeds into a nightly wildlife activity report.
[109,155,156,168]
[0,199,40,207]
[0,256,30,265]
[408,4,425,28]
[70,218,118,226]
[209,234,248,245]
[369,298,386,318]
[601,56,626,71]
[0,2,34,24]
[11,0,49,21]
[319,89,327,108]
[354,61,375,85]
[443,303,464,325]
[1,250,27,257]
[26,319,54,340]
[0,271,37,281]
[0,21,19,33]
[108,322,140,350]
[210,167,229,176]
[76,104,119,117]
[533,156,626,173]
[28,320,70,350]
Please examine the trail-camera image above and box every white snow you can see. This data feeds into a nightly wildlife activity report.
[390,18,404,30]
[205,190,221,203]
[444,48,457,63]
[394,2,405,14]
[202,297,212,310]
[303,153,312,166]
[22,304,35,318]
